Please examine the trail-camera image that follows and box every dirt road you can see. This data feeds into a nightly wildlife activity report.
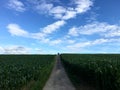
[43,55,75,90]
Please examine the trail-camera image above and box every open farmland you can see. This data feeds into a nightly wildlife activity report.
[0,55,55,90]
[61,54,120,90]
[1,54,120,90]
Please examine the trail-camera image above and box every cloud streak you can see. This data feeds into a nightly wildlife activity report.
[30,0,93,20]
[0,46,30,54]
[30,20,66,40]
[7,23,29,37]
[68,22,120,37]
[42,20,66,34]
[66,38,120,51]
[8,0,26,12]
[7,20,65,45]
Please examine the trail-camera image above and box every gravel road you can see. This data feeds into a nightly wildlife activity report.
[43,55,75,90]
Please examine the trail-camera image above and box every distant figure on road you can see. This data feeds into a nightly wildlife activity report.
[58,53,60,55]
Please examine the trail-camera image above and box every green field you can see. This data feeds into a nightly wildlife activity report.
[0,55,55,90]
[1,54,120,90]
[61,54,120,90]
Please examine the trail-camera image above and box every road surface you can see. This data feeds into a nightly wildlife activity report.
[43,55,75,90]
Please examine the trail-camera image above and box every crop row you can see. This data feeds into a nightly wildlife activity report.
[0,55,55,90]
[61,54,120,90]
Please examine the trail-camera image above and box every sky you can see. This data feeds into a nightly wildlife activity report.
[0,0,120,54]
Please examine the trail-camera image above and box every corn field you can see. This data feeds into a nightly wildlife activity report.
[61,54,120,90]
[0,55,55,90]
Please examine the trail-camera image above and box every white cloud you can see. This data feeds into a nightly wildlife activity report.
[62,10,77,20]
[7,21,65,46]
[32,37,62,45]
[0,47,4,54]
[42,20,66,34]
[7,23,29,37]
[29,0,93,20]
[49,6,66,19]
[7,0,93,19]
[8,0,26,12]
[50,6,66,14]
[38,38,62,45]
[92,38,109,45]
[50,39,62,45]
[33,48,57,54]
[62,0,93,20]
[66,38,120,51]
[67,40,75,44]
[65,21,120,52]
[86,12,99,22]
[74,0,93,13]
[0,46,30,54]
[68,27,79,36]
[30,20,66,44]
[31,32,46,40]
[37,20,65,45]
[104,27,120,37]
[67,41,91,50]
[68,22,120,37]
[35,2,53,13]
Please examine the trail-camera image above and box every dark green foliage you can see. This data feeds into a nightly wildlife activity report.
[61,54,120,90]
[0,55,55,90]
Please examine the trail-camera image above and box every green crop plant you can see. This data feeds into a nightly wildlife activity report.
[61,54,120,90]
[0,55,55,90]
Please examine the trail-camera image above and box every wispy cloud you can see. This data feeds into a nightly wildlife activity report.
[68,27,79,36]
[7,0,93,20]
[6,0,93,48]
[48,39,62,45]
[7,21,65,45]
[56,0,93,20]
[0,46,30,54]
[74,0,93,13]
[31,20,66,42]
[35,2,53,14]
[8,0,26,12]
[42,20,66,34]
[31,20,66,37]
[68,22,120,37]
[7,20,120,53]
[66,38,120,51]
[0,47,4,54]
[29,0,93,20]
[7,23,29,37]
[49,6,66,19]
[62,9,77,20]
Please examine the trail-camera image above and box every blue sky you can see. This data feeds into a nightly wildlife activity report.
[0,0,120,54]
